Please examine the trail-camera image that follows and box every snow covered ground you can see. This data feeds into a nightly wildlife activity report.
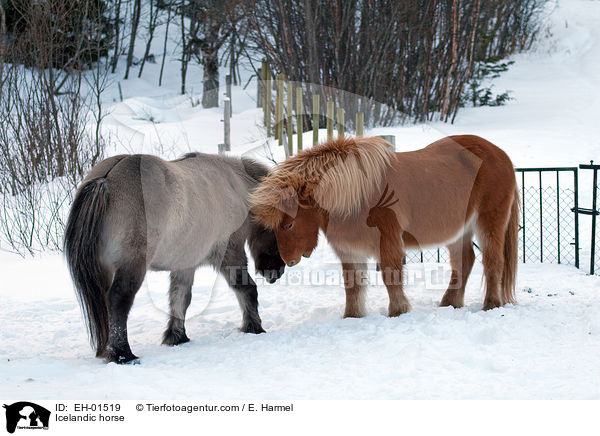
[1,251,599,399]
[1,0,599,400]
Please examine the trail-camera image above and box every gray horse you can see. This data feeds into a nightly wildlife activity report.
[64,152,285,364]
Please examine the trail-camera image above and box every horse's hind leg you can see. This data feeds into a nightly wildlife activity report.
[104,263,145,364]
[477,213,507,310]
[218,244,265,334]
[440,232,475,308]
[162,268,195,346]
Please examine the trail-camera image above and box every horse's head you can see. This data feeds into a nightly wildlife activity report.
[250,180,327,268]
[248,223,286,283]
[273,194,326,267]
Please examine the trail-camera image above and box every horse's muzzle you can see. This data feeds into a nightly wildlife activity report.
[260,266,285,283]
[286,258,300,267]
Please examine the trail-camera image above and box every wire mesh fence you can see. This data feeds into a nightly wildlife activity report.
[517,168,578,266]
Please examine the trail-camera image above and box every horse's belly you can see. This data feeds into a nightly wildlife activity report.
[403,213,476,249]
[147,203,246,271]
[148,233,221,271]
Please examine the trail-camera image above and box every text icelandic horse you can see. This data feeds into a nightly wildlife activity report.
[249,135,519,316]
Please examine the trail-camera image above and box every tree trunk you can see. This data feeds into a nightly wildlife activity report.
[229,30,238,85]
[180,9,188,94]
[202,47,219,108]
[159,2,172,87]
[110,0,122,74]
[124,0,141,80]
[304,0,319,85]
[138,0,158,78]
[451,0,481,123]
[440,0,459,120]
[420,0,437,122]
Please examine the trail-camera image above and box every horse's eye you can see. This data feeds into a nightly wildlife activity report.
[282,221,294,230]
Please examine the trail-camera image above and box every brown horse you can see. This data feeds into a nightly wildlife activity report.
[250,135,519,317]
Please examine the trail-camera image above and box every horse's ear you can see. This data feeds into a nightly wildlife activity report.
[297,185,316,209]
[280,196,298,217]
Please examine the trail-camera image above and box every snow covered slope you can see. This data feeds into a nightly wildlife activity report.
[1,0,599,400]
[374,1,600,166]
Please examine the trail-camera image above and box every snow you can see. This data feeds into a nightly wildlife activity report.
[2,250,599,399]
[1,0,600,400]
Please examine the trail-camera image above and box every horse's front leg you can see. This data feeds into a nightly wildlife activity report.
[222,264,265,334]
[379,252,411,317]
[340,261,369,318]
[218,240,265,334]
[162,268,195,346]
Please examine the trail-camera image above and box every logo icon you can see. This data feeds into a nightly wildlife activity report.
[3,402,50,434]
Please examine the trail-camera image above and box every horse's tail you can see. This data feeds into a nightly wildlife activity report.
[64,177,110,357]
[502,187,520,305]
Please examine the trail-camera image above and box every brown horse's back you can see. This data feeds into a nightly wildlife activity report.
[444,134,517,199]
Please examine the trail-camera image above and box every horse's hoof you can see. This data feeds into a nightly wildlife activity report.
[482,301,502,311]
[106,353,139,365]
[104,346,139,364]
[162,329,191,346]
[440,298,464,308]
[342,312,364,318]
[240,323,266,334]
[119,357,141,365]
[388,301,411,317]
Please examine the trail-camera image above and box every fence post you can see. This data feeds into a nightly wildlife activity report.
[578,161,600,274]
[521,171,526,262]
[539,171,544,261]
[286,81,293,156]
[226,74,232,111]
[296,87,303,152]
[337,107,345,138]
[326,100,334,141]
[312,94,319,147]
[379,135,395,151]
[223,98,231,151]
[557,171,561,264]
[574,169,580,269]
[592,165,598,274]
[276,73,284,146]
[356,112,364,137]
[264,64,271,136]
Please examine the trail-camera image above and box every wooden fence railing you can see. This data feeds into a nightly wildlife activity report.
[260,62,365,157]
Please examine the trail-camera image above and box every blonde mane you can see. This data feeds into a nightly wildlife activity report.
[249,136,394,228]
